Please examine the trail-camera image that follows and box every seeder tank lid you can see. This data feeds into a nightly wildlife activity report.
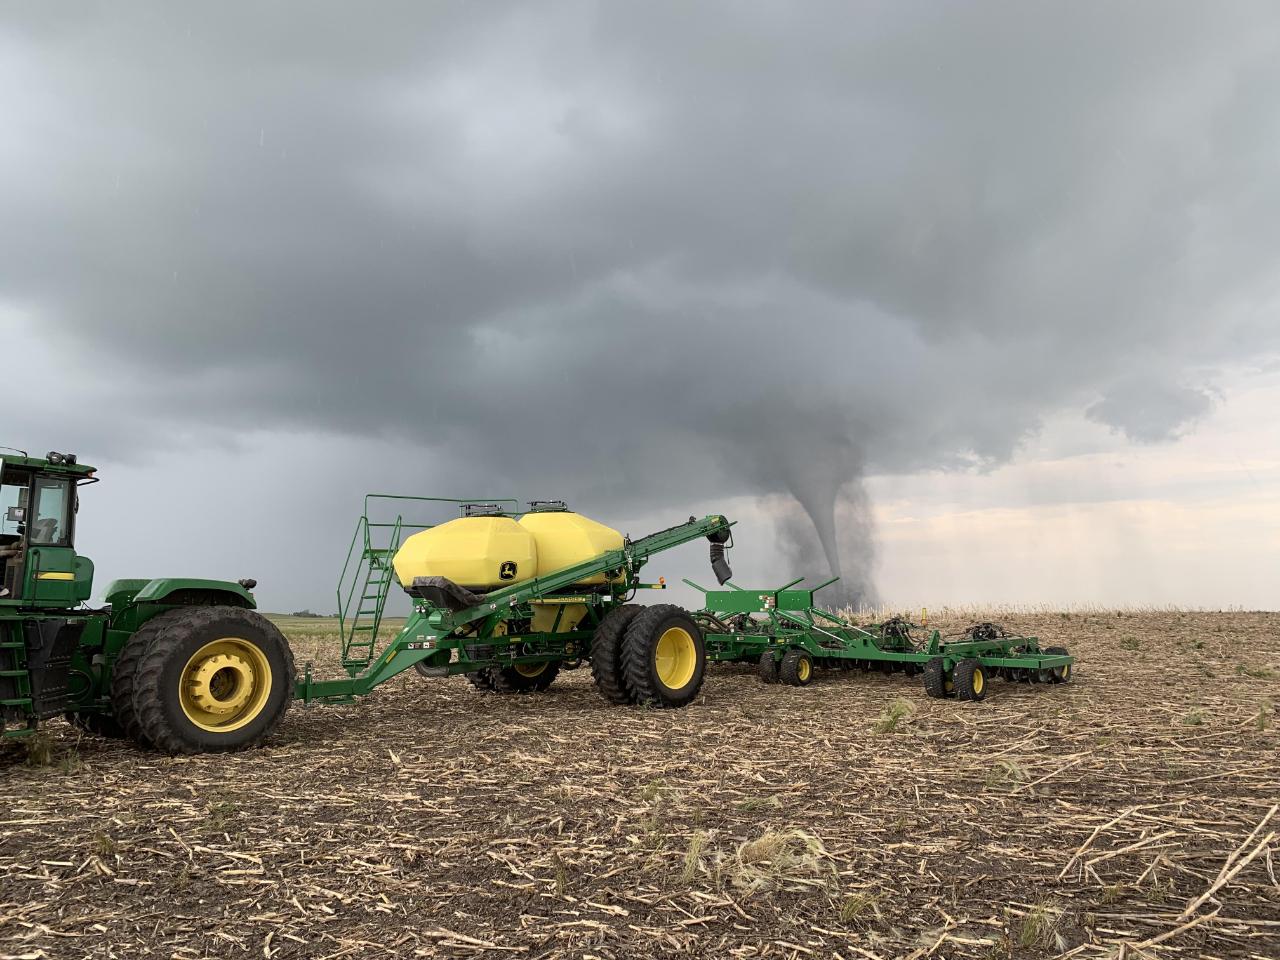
[526,500,569,512]
[460,502,506,517]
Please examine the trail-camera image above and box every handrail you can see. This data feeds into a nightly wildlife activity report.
[362,493,519,521]
[338,494,517,639]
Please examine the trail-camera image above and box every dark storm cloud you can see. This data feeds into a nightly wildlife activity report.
[3,1,1280,601]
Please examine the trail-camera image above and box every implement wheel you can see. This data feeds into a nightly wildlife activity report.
[953,659,987,702]
[462,668,496,691]
[132,607,296,755]
[1043,645,1072,683]
[923,657,951,698]
[621,604,706,708]
[491,660,561,694]
[591,603,643,705]
[758,650,780,684]
[779,649,813,687]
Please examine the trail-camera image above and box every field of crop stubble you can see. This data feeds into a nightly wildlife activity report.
[1,609,1277,959]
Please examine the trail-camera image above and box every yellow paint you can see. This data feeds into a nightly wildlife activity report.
[972,667,984,695]
[393,516,536,590]
[513,662,548,678]
[179,637,273,733]
[531,602,587,633]
[797,657,811,682]
[37,571,75,581]
[654,626,697,690]
[518,511,623,585]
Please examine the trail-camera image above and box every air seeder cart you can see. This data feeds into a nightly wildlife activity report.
[299,495,738,712]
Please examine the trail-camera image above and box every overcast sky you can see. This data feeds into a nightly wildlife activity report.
[2,2,1277,612]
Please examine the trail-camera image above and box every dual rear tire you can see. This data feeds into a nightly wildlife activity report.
[923,657,987,701]
[591,603,706,708]
[758,649,814,686]
[107,607,295,755]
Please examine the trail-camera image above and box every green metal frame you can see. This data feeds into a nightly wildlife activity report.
[691,578,1073,681]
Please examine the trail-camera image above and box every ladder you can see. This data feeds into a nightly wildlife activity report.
[0,627,35,738]
[337,514,403,675]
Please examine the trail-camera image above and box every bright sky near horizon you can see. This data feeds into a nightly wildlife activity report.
[2,2,1278,612]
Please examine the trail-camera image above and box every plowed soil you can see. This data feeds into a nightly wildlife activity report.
[2,610,1277,959]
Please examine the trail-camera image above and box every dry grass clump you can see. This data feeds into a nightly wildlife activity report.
[872,696,914,733]
[722,828,835,894]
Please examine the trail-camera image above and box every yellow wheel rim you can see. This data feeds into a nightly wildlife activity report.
[972,667,984,695]
[179,638,273,733]
[1058,664,1071,681]
[514,662,548,678]
[654,626,697,690]
[797,658,811,682]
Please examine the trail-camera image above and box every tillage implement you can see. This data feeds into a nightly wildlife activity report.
[1,453,1074,756]
[691,579,1073,699]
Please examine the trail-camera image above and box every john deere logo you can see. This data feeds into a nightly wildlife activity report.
[499,561,518,581]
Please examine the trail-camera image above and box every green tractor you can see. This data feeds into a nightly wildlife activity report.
[0,449,295,754]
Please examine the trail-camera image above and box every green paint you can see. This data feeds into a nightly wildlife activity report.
[0,451,264,737]
[688,578,1074,689]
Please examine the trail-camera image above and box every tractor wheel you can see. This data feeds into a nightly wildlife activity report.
[923,657,951,698]
[65,710,126,739]
[1042,646,1072,683]
[590,603,643,705]
[490,661,561,694]
[131,606,296,755]
[111,610,196,746]
[953,659,987,702]
[779,649,814,687]
[758,650,780,684]
[621,604,706,708]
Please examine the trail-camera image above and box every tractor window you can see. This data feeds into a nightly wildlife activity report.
[30,477,71,545]
[0,479,27,539]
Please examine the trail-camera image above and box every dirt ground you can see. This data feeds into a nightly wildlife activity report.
[1,610,1277,960]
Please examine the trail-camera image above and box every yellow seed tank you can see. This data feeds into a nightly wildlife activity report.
[392,516,536,591]
[518,510,625,585]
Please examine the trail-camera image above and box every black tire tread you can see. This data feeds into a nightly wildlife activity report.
[621,604,706,708]
[490,661,561,694]
[590,604,643,705]
[923,657,948,698]
[953,658,986,702]
[758,650,779,684]
[65,710,127,738]
[779,649,813,687]
[111,609,195,746]
[133,606,296,755]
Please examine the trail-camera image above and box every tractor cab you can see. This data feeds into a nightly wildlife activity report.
[0,450,96,608]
